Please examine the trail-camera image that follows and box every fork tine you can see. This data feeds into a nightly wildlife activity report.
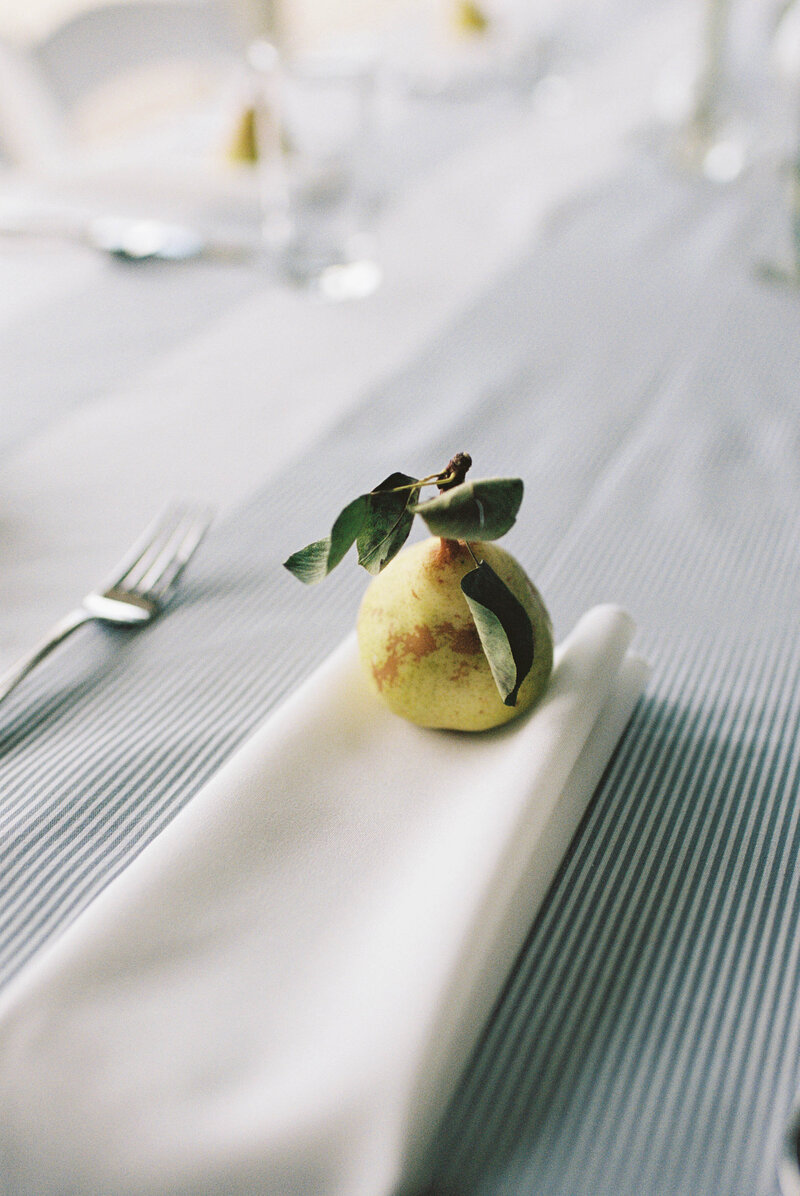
[105,504,191,594]
[119,508,189,593]
[132,508,212,600]
[97,504,187,593]
[0,504,214,708]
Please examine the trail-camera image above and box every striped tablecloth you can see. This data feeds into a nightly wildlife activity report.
[2,17,800,1196]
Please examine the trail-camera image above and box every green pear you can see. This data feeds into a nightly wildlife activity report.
[356,536,553,732]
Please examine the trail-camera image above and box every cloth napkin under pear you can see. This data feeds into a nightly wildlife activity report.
[0,604,647,1196]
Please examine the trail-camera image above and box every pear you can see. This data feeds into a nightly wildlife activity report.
[357,536,553,732]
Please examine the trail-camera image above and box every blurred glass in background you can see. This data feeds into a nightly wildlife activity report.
[1,0,799,292]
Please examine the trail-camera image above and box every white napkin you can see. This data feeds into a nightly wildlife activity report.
[0,604,648,1196]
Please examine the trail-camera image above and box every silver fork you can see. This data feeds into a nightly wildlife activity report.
[0,504,213,705]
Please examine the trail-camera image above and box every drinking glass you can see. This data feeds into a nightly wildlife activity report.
[249,40,382,300]
[662,0,748,182]
[758,0,800,285]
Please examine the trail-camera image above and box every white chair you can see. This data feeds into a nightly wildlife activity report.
[0,37,69,167]
[1,0,248,158]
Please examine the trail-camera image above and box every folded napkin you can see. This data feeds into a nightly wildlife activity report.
[0,604,647,1196]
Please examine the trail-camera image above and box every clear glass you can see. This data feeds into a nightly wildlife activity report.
[758,0,800,286]
[662,0,748,182]
[249,40,382,300]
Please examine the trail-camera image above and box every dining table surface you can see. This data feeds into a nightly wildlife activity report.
[2,0,800,1192]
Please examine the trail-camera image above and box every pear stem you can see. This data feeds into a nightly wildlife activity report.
[437,537,463,562]
[372,471,453,495]
[437,452,472,492]
[371,450,472,497]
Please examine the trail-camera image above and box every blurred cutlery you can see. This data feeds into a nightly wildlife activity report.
[0,503,213,706]
[0,208,252,262]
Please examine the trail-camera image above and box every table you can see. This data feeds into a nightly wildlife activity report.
[2,1,800,1192]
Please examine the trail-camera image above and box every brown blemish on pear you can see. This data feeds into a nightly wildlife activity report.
[436,620,481,655]
[371,624,437,691]
[357,535,553,731]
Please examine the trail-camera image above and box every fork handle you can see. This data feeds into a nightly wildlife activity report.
[0,608,93,705]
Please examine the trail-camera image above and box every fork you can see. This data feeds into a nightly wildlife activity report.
[0,504,213,705]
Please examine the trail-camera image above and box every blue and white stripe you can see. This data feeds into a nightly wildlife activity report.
[2,148,800,1195]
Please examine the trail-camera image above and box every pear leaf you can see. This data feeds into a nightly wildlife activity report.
[283,494,369,584]
[461,560,534,705]
[358,472,420,575]
[412,477,523,541]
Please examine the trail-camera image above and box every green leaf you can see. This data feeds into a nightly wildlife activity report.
[283,494,369,584]
[357,472,420,575]
[412,477,523,541]
[461,561,534,705]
